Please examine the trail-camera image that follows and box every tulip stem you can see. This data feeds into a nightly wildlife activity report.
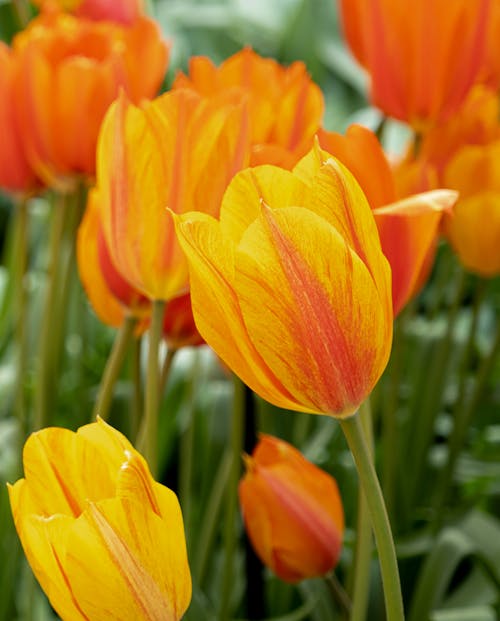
[325,571,352,617]
[92,315,136,422]
[347,399,374,621]
[139,299,165,477]
[219,375,245,621]
[130,335,143,441]
[340,414,404,621]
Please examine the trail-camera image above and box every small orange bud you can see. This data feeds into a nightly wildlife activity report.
[239,435,344,583]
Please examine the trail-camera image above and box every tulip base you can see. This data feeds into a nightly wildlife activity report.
[340,413,405,621]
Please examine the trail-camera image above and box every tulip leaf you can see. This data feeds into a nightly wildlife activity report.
[430,607,497,621]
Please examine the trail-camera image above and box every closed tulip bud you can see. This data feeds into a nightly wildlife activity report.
[239,434,344,583]
[174,145,393,417]
[8,418,191,621]
[163,294,203,350]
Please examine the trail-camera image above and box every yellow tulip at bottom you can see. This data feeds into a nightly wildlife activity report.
[174,149,393,418]
[8,419,191,621]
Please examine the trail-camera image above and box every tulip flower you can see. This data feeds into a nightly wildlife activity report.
[0,43,37,193]
[239,434,344,583]
[8,418,191,621]
[77,187,150,328]
[443,142,500,276]
[33,0,143,24]
[173,47,324,168]
[339,0,492,129]
[97,89,248,303]
[318,126,457,315]
[12,11,168,189]
[174,146,393,417]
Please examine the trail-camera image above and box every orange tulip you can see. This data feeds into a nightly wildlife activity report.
[97,89,248,302]
[33,0,143,24]
[12,11,168,189]
[318,126,457,315]
[239,434,344,583]
[8,418,191,621]
[174,146,393,417]
[173,47,324,168]
[339,0,492,129]
[0,43,37,193]
[77,187,150,328]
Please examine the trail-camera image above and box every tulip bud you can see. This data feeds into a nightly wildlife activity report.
[239,434,344,583]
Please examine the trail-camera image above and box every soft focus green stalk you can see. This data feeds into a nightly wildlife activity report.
[219,375,245,621]
[347,399,374,621]
[138,299,165,477]
[325,571,351,617]
[340,413,404,621]
[92,315,136,422]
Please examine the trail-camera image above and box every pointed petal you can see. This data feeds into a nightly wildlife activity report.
[235,206,392,416]
[219,165,308,243]
[66,498,191,621]
[174,212,304,411]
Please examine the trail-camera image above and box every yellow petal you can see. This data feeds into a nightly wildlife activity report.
[66,498,191,621]
[174,212,304,411]
[20,427,118,517]
[219,165,309,243]
[234,206,392,416]
[12,512,87,621]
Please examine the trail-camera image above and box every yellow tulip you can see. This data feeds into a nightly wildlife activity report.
[174,146,393,418]
[8,418,191,621]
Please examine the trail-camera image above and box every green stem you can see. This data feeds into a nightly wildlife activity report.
[13,198,29,439]
[325,571,352,617]
[219,375,245,621]
[340,414,404,621]
[130,335,143,442]
[159,347,177,397]
[92,315,136,422]
[347,400,374,621]
[406,267,466,508]
[33,194,68,431]
[137,299,165,476]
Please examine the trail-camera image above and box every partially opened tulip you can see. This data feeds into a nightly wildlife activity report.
[239,434,344,583]
[318,126,457,315]
[174,146,393,417]
[12,11,168,189]
[339,0,492,129]
[8,418,191,621]
[173,47,323,168]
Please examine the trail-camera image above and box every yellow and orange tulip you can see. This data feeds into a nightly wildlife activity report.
[12,11,168,189]
[97,89,248,302]
[0,43,37,193]
[8,418,191,621]
[239,434,344,583]
[339,0,492,129]
[173,47,323,168]
[174,146,393,417]
[318,126,457,315]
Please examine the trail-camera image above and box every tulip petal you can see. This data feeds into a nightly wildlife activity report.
[219,166,309,243]
[373,190,457,314]
[66,498,191,621]
[235,206,392,416]
[12,511,88,621]
[174,212,304,411]
[20,428,120,517]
